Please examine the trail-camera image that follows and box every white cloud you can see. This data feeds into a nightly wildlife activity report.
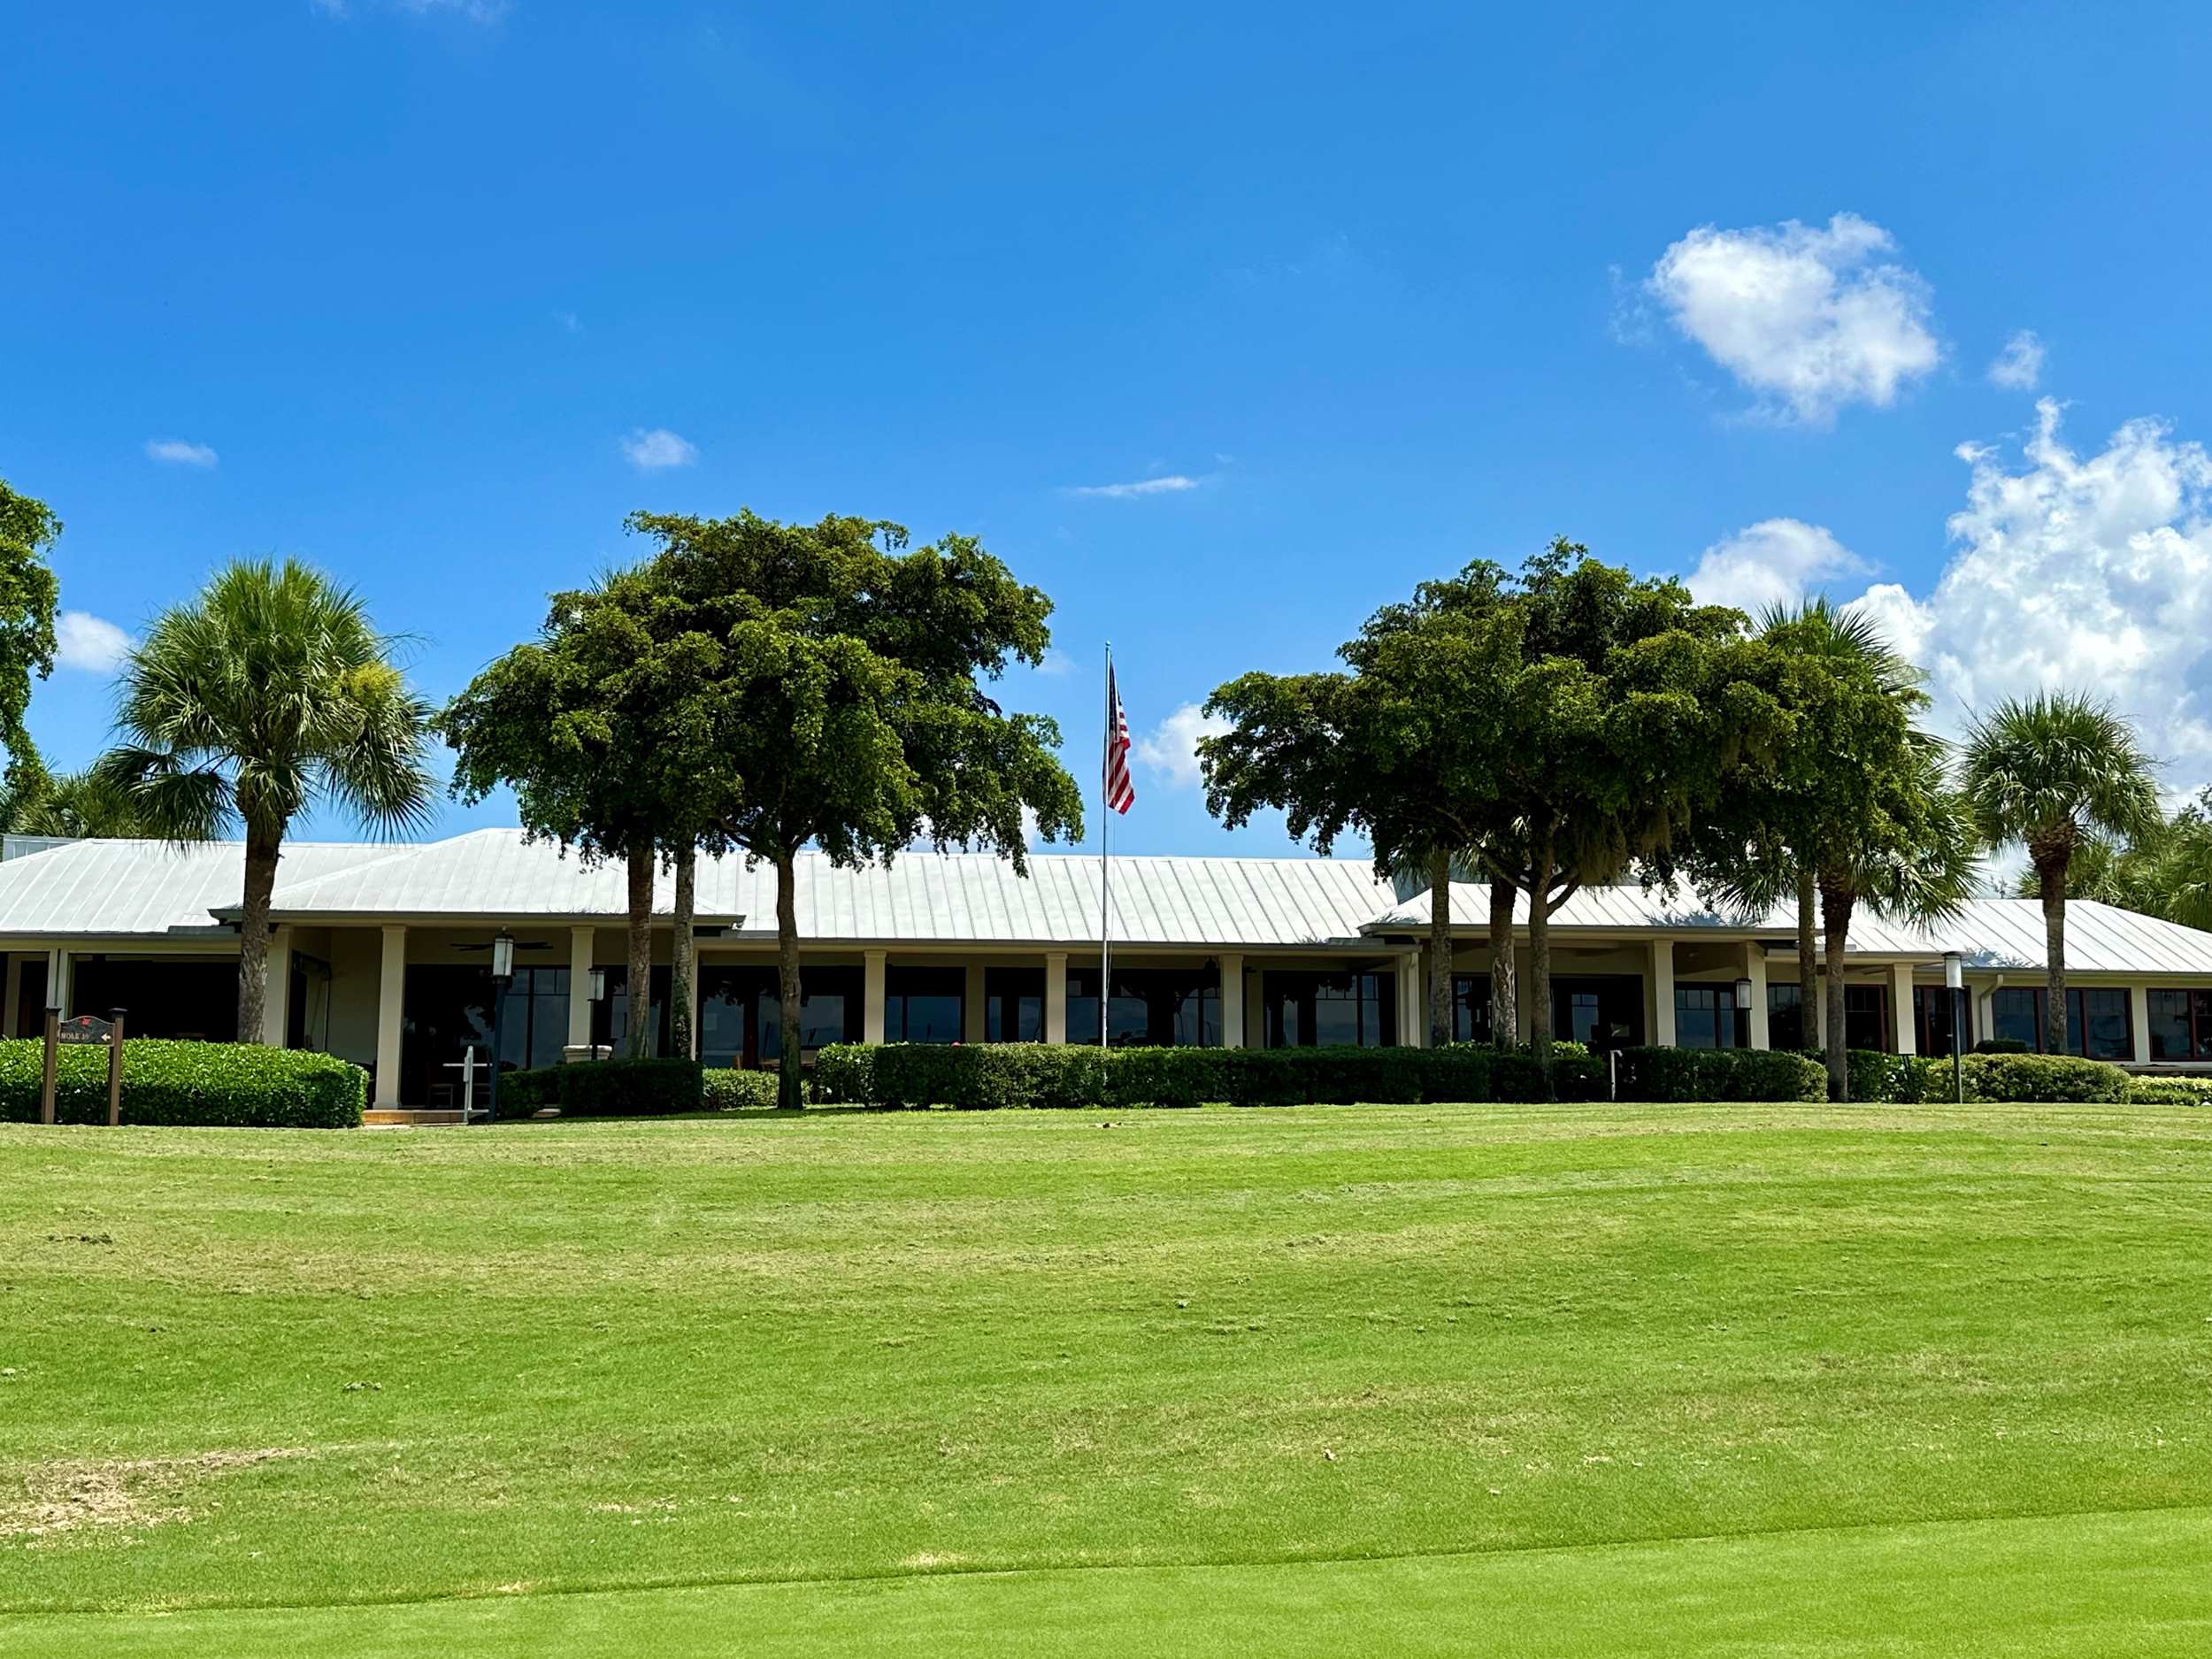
[1065,474,1203,500]
[554,310,581,334]
[1686,518,1869,616]
[1033,649,1075,677]
[54,611,133,672]
[1645,212,1940,424]
[318,0,510,20]
[1839,398,2212,781]
[144,438,218,467]
[621,428,697,470]
[1133,703,1232,789]
[1987,329,2046,390]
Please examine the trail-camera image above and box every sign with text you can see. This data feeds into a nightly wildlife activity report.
[56,1013,115,1046]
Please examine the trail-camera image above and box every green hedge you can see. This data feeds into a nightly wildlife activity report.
[808,1041,1601,1110]
[0,1038,365,1128]
[2125,1075,2212,1106]
[494,1056,704,1118]
[1614,1047,1826,1102]
[1959,1051,2128,1103]
[703,1069,780,1110]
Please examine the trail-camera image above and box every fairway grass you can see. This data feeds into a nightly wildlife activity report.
[4,1102,2210,1653]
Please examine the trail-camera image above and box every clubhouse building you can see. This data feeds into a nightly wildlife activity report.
[4,828,2212,1107]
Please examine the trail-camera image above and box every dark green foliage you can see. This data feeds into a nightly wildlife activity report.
[870,1046,1026,1111]
[1962,1052,2128,1104]
[1975,1037,2032,1055]
[1806,1048,1913,1104]
[703,1069,782,1110]
[1613,1047,1827,1103]
[0,476,61,797]
[1107,1046,1232,1109]
[811,1044,877,1105]
[0,1039,364,1128]
[498,1066,561,1111]
[2124,1075,2212,1106]
[550,1057,705,1117]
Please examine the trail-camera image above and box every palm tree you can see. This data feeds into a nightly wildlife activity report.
[3,767,204,839]
[1751,598,1930,1056]
[94,558,434,1042]
[1963,692,2161,1053]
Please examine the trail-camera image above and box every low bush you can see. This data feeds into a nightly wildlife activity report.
[1613,1046,1825,1102]
[703,1069,780,1110]
[1974,1037,2032,1055]
[2125,1075,2212,1106]
[1961,1051,2128,1103]
[811,1044,875,1105]
[498,1065,560,1111]
[870,1045,1028,1110]
[0,1038,365,1128]
[554,1056,704,1116]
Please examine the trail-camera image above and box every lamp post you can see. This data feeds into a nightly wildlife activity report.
[588,965,608,1058]
[487,931,516,1122]
[39,979,62,1125]
[1943,951,1964,1105]
[1732,977,1754,1049]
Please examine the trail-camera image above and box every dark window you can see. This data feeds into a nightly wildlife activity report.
[1991,986,2135,1059]
[1912,985,1972,1056]
[65,956,241,1043]
[2147,988,2212,1061]
[1674,984,1747,1049]
[985,968,1043,1042]
[1844,985,1889,1052]
[403,964,570,1102]
[1550,977,1642,1051]
[1264,971,1395,1048]
[1450,974,1496,1043]
[603,965,671,1056]
[697,965,859,1067]
[1768,982,1804,1051]
[1066,966,1220,1048]
[886,966,964,1044]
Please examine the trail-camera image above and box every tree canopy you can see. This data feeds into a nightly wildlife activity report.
[0,476,61,798]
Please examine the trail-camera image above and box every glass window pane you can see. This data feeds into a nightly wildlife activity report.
[1767,983,1803,1051]
[1992,987,2040,1050]
[2147,989,2193,1060]
[2070,987,2131,1061]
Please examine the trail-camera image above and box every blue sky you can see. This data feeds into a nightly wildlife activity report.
[8,1,2212,856]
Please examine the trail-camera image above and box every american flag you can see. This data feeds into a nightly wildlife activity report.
[1103,660,1135,815]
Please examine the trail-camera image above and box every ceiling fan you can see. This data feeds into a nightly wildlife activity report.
[451,940,553,952]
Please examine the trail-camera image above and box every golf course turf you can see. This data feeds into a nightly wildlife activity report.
[3,1101,2208,1655]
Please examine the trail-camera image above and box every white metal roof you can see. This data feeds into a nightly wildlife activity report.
[0,830,1405,949]
[1370,880,2212,975]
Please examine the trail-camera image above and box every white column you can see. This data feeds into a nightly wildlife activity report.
[263,925,293,1046]
[1746,942,1770,1050]
[50,949,73,1019]
[375,925,406,1107]
[864,949,887,1044]
[1648,938,1676,1048]
[2,956,19,1038]
[1397,953,1422,1047]
[1975,980,1996,1044]
[964,961,987,1043]
[1044,951,1068,1044]
[567,926,595,1050]
[1891,963,1917,1054]
[2128,983,2151,1063]
[1217,953,1244,1048]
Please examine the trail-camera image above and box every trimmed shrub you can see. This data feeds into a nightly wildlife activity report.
[2125,1075,2212,1106]
[1613,1046,1825,1102]
[1107,1046,1228,1108]
[703,1069,780,1110]
[498,1065,560,1111]
[811,1044,875,1105]
[0,1038,365,1128]
[1421,1044,1493,1104]
[1961,1052,2128,1103]
[1974,1037,2032,1055]
[555,1056,703,1116]
[1798,1048,1913,1102]
[871,1045,1027,1110]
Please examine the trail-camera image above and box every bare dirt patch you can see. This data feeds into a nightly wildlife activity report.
[3,1448,306,1543]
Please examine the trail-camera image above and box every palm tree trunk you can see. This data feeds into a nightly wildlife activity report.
[1425,846,1454,1048]
[1528,825,1556,1093]
[235,829,282,1043]
[1488,875,1517,1046]
[775,849,803,1110]
[2039,845,2070,1054]
[1796,863,1822,1052]
[625,843,654,1058]
[671,843,697,1062]
[1820,877,1855,1102]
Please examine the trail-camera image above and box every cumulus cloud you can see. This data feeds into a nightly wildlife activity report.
[1840,399,2212,780]
[54,611,134,672]
[1065,474,1203,500]
[1987,329,2046,390]
[144,439,218,467]
[1133,703,1232,788]
[621,427,697,470]
[1686,518,1869,616]
[1645,212,1940,424]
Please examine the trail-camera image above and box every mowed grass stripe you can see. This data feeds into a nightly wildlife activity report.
[2,1103,2208,1624]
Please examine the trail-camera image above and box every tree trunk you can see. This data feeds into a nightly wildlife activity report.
[1796,863,1822,1052]
[235,829,283,1043]
[1820,878,1854,1102]
[671,843,697,1062]
[1487,875,1517,1047]
[1426,845,1454,1048]
[625,843,655,1058]
[1528,826,1556,1093]
[2039,845,2070,1055]
[775,849,803,1110]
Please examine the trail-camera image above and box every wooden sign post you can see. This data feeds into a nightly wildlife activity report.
[47,1010,126,1126]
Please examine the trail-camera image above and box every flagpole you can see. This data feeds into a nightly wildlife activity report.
[1101,641,1112,1050]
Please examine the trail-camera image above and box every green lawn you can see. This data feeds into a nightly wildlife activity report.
[3,1102,2209,1655]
